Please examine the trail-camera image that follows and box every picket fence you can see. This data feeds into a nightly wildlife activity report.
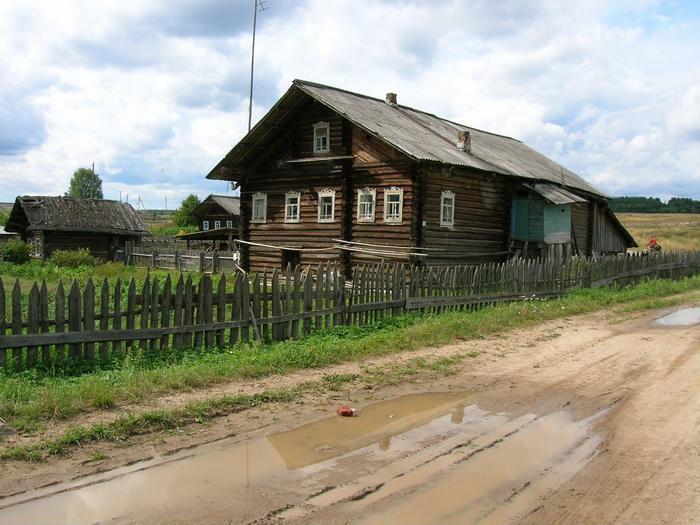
[0,251,698,371]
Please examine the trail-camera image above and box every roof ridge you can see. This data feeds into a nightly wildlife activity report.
[293,79,519,142]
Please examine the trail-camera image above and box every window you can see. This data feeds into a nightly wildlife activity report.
[214,220,221,229]
[203,220,210,231]
[226,220,233,228]
[251,193,267,223]
[357,188,376,223]
[285,191,301,223]
[383,187,403,223]
[313,121,329,153]
[317,189,335,223]
[440,190,455,227]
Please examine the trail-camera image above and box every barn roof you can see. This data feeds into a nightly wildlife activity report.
[207,80,605,198]
[5,196,148,236]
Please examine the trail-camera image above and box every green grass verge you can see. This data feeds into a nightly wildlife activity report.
[1,275,699,435]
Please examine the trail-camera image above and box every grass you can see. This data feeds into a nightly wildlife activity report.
[1,274,699,436]
[617,212,700,251]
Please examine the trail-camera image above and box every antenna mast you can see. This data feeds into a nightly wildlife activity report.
[248,0,268,132]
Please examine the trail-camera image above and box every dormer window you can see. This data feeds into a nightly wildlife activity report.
[313,121,329,153]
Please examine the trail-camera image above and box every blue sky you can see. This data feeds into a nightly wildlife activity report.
[0,0,698,207]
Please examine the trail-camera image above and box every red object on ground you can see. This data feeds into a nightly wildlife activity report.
[336,405,355,417]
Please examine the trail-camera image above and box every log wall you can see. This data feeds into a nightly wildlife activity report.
[421,167,510,265]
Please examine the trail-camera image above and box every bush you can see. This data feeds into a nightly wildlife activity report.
[0,239,31,264]
[51,249,95,268]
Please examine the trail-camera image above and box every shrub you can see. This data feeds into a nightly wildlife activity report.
[51,248,95,268]
[0,239,31,264]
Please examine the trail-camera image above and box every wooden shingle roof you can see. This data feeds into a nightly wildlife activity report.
[5,196,148,236]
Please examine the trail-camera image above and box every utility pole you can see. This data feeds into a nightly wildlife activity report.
[248,0,268,132]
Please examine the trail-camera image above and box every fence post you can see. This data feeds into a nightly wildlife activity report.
[174,250,180,271]
[151,251,157,270]
[199,252,205,273]
[212,252,219,274]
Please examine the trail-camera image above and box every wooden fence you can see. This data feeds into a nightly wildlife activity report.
[0,251,699,371]
[125,247,240,274]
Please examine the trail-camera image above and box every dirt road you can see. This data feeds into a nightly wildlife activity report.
[0,302,698,524]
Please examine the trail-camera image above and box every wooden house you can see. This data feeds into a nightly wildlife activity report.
[175,194,240,250]
[207,80,635,275]
[4,196,148,260]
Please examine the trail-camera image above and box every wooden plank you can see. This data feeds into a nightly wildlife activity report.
[125,279,136,353]
[161,275,172,351]
[285,263,292,339]
[0,279,5,368]
[216,274,226,348]
[11,280,23,370]
[55,281,66,362]
[314,264,323,330]
[194,276,204,348]
[140,276,151,350]
[27,283,39,368]
[291,265,301,339]
[303,270,313,335]
[112,278,122,356]
[203,276,214,348]
[252,274,262,341]
[150,277,160,351]
[68,280,82,360]
[262,269,269,340]
[239,274,249,343]
[172,275,184,349]
[83,279,96,361]
[39,280,50,364]
[99,279,110,361]
[325,262,333,328]
[230,274,241,346]
[272,269,283,341]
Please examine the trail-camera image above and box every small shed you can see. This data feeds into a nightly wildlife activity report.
[5,196,148,260]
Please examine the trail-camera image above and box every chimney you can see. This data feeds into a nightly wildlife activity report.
[457,130,471,153]
[385,92,397,106]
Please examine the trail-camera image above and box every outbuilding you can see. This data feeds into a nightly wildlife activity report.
[4,196,148,260]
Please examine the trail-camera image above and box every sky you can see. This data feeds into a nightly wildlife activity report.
[0,0,699,208]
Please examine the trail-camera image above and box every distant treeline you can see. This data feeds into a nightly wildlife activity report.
[610,197,700,213]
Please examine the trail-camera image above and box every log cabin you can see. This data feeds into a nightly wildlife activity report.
[175,194,240,250]
[5,196,147,260]
[207,80,635,275]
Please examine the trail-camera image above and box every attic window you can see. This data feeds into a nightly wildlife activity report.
[313,121,329,153]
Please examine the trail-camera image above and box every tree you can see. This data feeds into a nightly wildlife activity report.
[173,194,201,227]
[67,167,104,199]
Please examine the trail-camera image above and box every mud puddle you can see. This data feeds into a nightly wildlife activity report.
[654,307,700,326]
[0,392,469,525]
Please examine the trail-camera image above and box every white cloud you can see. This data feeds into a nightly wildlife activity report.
[0,0,698,207]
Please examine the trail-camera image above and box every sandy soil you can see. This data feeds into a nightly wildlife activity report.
[0,299,699,524]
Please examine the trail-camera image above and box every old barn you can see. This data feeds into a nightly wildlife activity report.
[5,196,147,260]
[207,80,635,275]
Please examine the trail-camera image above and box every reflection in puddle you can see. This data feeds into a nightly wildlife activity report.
[0,392,470,525]
[655,307,700,326]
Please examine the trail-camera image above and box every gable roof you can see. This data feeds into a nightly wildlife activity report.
[5,196,148,236]
[196,194,240,216]
[208,79,605,198]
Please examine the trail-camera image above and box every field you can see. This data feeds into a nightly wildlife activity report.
[617,212,700,251]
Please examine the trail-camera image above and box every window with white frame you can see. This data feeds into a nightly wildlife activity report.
[383,187,403,223]
[285,191,301,223]
[203,220,210,231]
[226,220,233,228]
[251,193,267,223]
[440,190,455,227]
[317,189,335,223]
[357,188,376,223]
[313,121,329,153]
[214,220,221,229]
